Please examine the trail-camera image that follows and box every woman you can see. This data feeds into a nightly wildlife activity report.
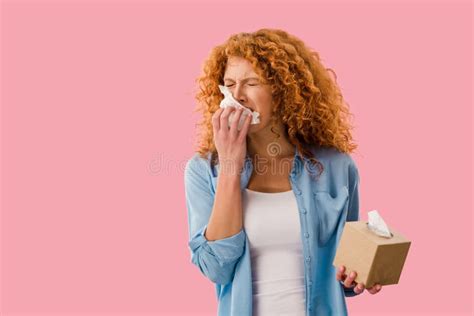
[184,28,382,316]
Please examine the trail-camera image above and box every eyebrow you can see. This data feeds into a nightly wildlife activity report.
[223,76,261,82]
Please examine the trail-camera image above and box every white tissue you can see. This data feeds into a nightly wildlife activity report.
[367,210,393,238]
[218,85,260,131]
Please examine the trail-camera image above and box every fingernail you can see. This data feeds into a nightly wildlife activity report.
[377,285,381,290]
[350,272,355,278]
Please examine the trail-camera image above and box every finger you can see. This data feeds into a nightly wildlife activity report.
[367,284,382,295]
[229,108,244,137]
[220,106,235,133]
[237,112,252,142]
[344,270,357,288]
[212,108,224,134]
[336,266,345,281]
[354,282,365,294]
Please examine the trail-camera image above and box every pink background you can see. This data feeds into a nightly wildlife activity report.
[1,0,472,315]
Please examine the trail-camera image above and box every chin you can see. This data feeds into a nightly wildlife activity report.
[247,122,266,134]
[248,123,259,131]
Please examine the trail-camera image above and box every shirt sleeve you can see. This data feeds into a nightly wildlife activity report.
[346,160,360,222]
[343,159,362,297]
[340,280,359,297]
[184,155,246,285]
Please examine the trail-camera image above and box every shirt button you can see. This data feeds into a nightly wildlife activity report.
[305,256,311,262]
[301,208,307,214]
[308,280,313,286]
[304,232,310,238]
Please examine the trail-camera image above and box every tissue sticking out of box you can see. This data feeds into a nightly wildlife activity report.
[218,85,260,130]
[367,210,393,238]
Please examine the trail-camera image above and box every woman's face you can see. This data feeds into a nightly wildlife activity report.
[223,56,274,134]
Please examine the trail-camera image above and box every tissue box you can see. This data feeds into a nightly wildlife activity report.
[333,221,411,288]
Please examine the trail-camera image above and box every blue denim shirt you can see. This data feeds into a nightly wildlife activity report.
[185,145,361,315]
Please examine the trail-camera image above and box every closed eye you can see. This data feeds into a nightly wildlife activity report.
[225,83,258,87]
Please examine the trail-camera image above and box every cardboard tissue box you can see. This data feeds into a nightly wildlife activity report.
[333,210,411,288]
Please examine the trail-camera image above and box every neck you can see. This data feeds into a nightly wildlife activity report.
[246,122,295,160]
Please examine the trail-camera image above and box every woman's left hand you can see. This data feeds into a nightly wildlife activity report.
[336,265,382,295]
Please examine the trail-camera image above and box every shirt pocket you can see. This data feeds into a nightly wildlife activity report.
[312,185,349,247]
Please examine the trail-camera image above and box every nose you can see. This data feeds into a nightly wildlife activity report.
[232,84,248,104]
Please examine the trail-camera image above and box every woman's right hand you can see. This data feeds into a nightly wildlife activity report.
[212,106,252,176]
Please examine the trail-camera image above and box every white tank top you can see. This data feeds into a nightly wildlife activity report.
[242,188,306,316]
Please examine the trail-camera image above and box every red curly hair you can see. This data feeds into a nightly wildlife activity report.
[192,28,357,178]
